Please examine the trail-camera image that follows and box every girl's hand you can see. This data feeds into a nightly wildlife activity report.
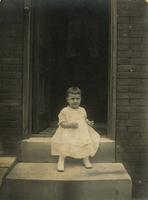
[60,121,79,129]
[70,122,79,129]
[86,119,94,127]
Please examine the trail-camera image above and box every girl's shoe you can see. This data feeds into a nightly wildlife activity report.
[83,157,93,169]
[57,156,65,172]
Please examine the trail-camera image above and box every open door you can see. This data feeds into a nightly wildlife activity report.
[48,0,109,133]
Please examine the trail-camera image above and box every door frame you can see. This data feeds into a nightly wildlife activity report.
[107,0,117,139]
[22,0,117,139]
[22,0,33,138]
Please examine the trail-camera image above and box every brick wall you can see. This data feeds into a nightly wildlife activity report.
[0,0,24,154]
[116,0,148,198]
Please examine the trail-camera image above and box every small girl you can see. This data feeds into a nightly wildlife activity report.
[51,87,101,172]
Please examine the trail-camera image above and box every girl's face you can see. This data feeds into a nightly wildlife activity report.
[67,93,81,109]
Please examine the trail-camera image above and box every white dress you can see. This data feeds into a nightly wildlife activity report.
[51,106,100,159]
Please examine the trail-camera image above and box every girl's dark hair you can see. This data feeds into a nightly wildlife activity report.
[66,87,81,97]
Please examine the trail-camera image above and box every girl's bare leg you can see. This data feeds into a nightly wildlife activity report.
[83,156,92,169]
[57,156,65,172]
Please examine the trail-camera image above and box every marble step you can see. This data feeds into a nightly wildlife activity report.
[20,136,115,163]
[6,162,132,200]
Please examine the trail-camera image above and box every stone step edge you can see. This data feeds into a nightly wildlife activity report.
[6,162,131,182]
[22,136,114,144]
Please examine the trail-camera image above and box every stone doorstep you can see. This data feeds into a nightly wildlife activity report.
[0,157,17,187]
[6,163,132,200]
[20,136,115,163]
[0,157,16,168]
[22,136,113,143]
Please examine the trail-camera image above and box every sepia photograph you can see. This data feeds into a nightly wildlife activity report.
[0,0,148,199]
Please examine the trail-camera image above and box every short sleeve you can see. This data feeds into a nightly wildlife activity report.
[81,107,87,118]
[58,109,67,123]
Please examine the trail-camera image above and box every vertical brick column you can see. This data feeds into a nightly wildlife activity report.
[116,0,148,197]
[0,0,24,155]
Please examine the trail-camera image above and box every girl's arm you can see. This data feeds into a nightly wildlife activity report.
[82,107,94,126]
[59,121,78,129]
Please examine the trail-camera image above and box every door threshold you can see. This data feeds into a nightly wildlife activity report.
[32,127,56,137]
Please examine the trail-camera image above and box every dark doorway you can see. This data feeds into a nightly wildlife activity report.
[32,0,109,134]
